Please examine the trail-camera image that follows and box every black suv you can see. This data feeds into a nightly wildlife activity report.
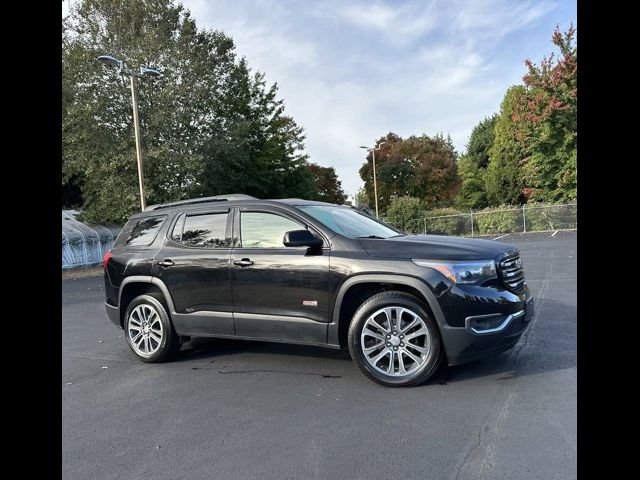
[104,194,534,387]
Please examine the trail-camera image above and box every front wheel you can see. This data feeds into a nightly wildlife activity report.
[348,291,443,387]
[124,294,181,363]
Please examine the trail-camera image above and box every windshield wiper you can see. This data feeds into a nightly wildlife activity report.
[356,235,385,239]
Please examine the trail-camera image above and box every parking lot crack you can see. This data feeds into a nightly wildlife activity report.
[217,369,341,378]
[451,250,555,480]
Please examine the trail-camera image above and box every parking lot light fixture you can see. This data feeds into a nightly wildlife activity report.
[97,55,162,211]
[139,66,161,77]
[359,141,386,218]
[98,55,122,69]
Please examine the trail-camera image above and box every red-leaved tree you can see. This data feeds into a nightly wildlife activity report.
[519,24,577,202]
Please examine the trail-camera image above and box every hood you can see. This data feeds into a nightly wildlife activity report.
[359,234,517,261]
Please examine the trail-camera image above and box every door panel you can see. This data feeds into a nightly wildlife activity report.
[231,208,330,343]
[153,209,235,335]
[232,247,330,321]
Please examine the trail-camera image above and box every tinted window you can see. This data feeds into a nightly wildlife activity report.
[170,213,185,242]
[120,216,166,247]
[299,206,401,239]
[241,212,303,248]
[175,212,230,248]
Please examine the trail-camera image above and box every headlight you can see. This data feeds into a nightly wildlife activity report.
[412,259,497,285]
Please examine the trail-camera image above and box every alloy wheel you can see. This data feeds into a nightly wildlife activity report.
[360,306,431,377]
[127,304,164,357]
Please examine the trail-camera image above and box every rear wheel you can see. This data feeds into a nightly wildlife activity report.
[124,294,180,363]
[348,291,443,387]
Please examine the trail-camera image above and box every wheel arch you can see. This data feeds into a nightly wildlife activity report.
[328,274,448,349]
[118,276,176,327]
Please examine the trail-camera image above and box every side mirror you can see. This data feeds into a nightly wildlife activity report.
[283,229,323,248]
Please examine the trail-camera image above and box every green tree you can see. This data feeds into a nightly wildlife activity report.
[385,196,428,233]
[466,115,497,169]
[456,115,497,209]
[63,0,317,223]
[355,187,369,207]
[359,132,459,212]
[197,58,317,200]
[483,25,576,206]
[307,163,347,204]
[485,85,530,205]
[456,154,488,209]
[520,24,577,202]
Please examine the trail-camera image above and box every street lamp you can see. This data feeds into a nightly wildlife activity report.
[359,140,386,218]
[98,55,162,211]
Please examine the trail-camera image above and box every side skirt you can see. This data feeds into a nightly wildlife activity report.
[179,332,342,350]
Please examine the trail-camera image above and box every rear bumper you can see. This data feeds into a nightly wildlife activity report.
[105,301,121,328]
[440,293,534,366]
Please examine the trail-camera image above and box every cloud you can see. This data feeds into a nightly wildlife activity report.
[334,1,439,46]
[93,0,571,195]
[455,0,558,36]
[339,2,399,30]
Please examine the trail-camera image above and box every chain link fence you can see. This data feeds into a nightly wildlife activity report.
[384,203,577,237]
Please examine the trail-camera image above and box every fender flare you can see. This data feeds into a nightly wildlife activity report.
[118,276,177,315]
[327,274,448,346]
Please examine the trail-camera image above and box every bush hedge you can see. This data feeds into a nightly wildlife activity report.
[425,208,469,235]
[474,206,521,234]
[383,202,576,236]
[525,203,577,231]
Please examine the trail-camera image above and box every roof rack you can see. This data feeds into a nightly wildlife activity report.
[145,194,258,211]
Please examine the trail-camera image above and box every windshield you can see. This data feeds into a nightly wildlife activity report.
[299,206,403,239]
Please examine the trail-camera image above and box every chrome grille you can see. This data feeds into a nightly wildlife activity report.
[498,254,526,293]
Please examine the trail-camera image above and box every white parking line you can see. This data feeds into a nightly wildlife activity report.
[493,234,510,240]
[550,230,558,237]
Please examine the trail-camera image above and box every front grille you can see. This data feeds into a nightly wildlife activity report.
[498,254,526,293]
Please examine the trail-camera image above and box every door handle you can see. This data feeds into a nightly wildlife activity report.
[157,259,175,268]
[233,258,254,267]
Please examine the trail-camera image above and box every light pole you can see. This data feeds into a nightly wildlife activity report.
[97,55,161,211]
[359,141,386,218]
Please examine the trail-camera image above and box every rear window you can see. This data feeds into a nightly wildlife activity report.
[170,212,230,248]
[115,216,166,247]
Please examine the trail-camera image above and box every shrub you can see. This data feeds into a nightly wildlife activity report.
[425,208,468,235]
[475,206,520,234]
[383,199,577,236]
[385,196,428,233]
[525,203,577,231]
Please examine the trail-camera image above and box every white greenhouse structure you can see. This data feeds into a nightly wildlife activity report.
[62,210,121,269]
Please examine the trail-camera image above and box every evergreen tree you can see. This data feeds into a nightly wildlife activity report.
[456,115,497,209]
[63,0,317,223]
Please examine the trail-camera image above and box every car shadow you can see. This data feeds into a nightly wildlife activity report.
[174,298,575,386]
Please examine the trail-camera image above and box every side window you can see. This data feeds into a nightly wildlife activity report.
[117,216,166,247]
[241,211,303,248]
[170,213,185,242]
[172,212,230,248]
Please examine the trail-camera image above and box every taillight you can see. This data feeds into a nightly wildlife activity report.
[103,250,112,270]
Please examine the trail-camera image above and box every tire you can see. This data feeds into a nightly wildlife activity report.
[348,291,443,387]
[124,294,181,363]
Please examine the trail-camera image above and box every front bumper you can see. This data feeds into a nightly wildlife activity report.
[439,289,534,366]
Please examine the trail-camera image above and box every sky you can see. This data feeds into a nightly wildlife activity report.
[63,0,577,197]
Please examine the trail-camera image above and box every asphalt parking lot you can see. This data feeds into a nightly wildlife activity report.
[62,230,576,480]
